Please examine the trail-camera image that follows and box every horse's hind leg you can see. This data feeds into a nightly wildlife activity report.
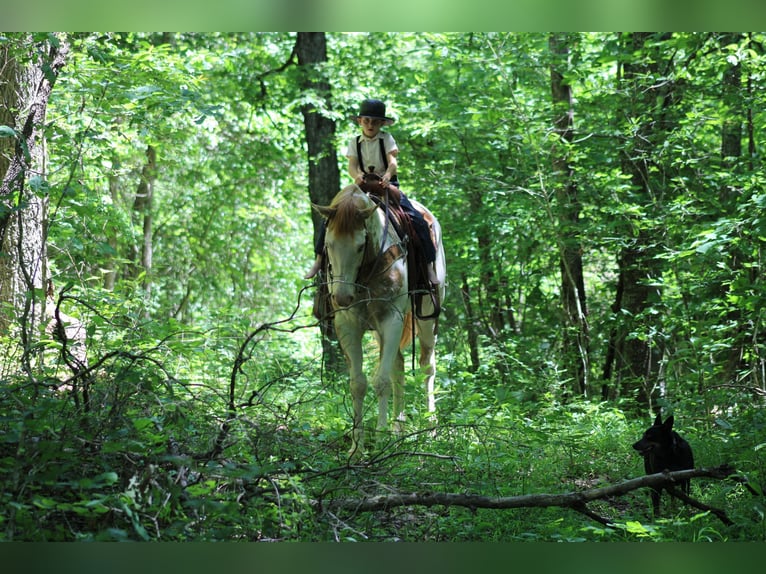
[417,319,438,413]
[392,349,405,434]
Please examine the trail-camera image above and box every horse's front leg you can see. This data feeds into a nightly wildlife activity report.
[335,312,366,458]
[373,313,405,442]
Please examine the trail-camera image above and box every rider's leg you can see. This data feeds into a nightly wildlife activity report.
[305,221,327,279]
[397,194,439,286]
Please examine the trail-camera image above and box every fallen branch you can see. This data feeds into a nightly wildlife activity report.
[315,465,739,527]
[664,484,733,526]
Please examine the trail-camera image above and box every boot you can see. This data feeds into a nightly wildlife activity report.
[305,255,323,279]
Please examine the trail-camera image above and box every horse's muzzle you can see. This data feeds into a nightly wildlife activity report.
[332,291,355,308]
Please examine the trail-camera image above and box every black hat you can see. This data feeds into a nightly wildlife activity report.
[353,98,395,125]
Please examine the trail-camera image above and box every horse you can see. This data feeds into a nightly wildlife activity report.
[312,184,446,457]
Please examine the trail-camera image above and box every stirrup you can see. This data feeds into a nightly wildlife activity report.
[414,285,440,320]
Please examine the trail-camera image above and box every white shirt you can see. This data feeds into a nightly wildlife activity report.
[345,132,398,176]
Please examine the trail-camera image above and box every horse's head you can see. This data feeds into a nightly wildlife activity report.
[313,186,378,309]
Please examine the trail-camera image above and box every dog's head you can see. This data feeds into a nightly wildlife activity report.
[632,413,674,457]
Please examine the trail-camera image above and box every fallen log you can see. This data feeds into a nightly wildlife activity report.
[315,465,740,526]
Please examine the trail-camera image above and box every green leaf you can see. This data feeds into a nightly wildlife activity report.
[625,521,652,536]
[127,85,162,101]
[133,417,155,431]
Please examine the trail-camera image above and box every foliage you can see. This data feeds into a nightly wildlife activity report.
[2,339,763,541]
[1,32,765,541]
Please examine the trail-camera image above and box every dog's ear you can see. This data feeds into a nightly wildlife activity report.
[663,415,675,430]
[654,413,663,426]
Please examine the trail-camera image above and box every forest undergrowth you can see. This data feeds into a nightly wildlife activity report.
[1,301,764,542]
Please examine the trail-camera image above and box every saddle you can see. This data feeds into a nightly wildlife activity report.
[312,174,440,321]
[360,175,440,320]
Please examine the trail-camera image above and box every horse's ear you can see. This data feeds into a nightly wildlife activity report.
[359,205,378,220]
[312,204,336,219]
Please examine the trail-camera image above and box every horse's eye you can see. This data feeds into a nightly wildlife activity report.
[357,244,365,253]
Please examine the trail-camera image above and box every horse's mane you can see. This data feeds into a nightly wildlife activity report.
[327,185,372,237]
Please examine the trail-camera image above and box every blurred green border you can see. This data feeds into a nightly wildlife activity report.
[4,542,766,574]
[1,0,765,31]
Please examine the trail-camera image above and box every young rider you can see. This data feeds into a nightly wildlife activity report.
[306,98,438,286]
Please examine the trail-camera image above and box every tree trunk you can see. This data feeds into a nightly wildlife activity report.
[103,153,122,291]
[131,145,156,301]
[295,33,340,244]
[294,32,342,370]
[549,33,589,396]
[472,189,506,337]
[1,35,68,347]
[460,272,481,372]
[720,32,744,384]
[720,32,742,172]
[603,33,676,408]
[718,33,756,387]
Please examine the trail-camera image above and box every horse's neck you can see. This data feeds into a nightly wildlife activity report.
[366,207,397,253]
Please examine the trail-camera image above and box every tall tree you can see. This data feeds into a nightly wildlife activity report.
[295,33,338,243]
[720,33,743,171]
[715,32,762,387]
[295,32,342,368]
[127,145,156,302]
[549,32,589,395]
[602,33,680,408]
[719,32,745,382]
[0,34,68,347]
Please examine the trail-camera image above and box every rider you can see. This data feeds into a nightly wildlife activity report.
[305,98,439,286]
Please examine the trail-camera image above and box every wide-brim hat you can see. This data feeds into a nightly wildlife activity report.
[353,98,395,125]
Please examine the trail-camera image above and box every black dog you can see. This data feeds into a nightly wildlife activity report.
[632,414,695,516]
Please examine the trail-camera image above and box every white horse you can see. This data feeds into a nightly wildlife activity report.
[313,185,446,457]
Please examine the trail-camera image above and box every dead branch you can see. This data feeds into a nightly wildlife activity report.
[201,285,318,461]
[664,484,734,526]
[315,465,739,526]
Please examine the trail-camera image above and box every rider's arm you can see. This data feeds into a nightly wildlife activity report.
[348,156,365,185]
[382,150,398,184]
